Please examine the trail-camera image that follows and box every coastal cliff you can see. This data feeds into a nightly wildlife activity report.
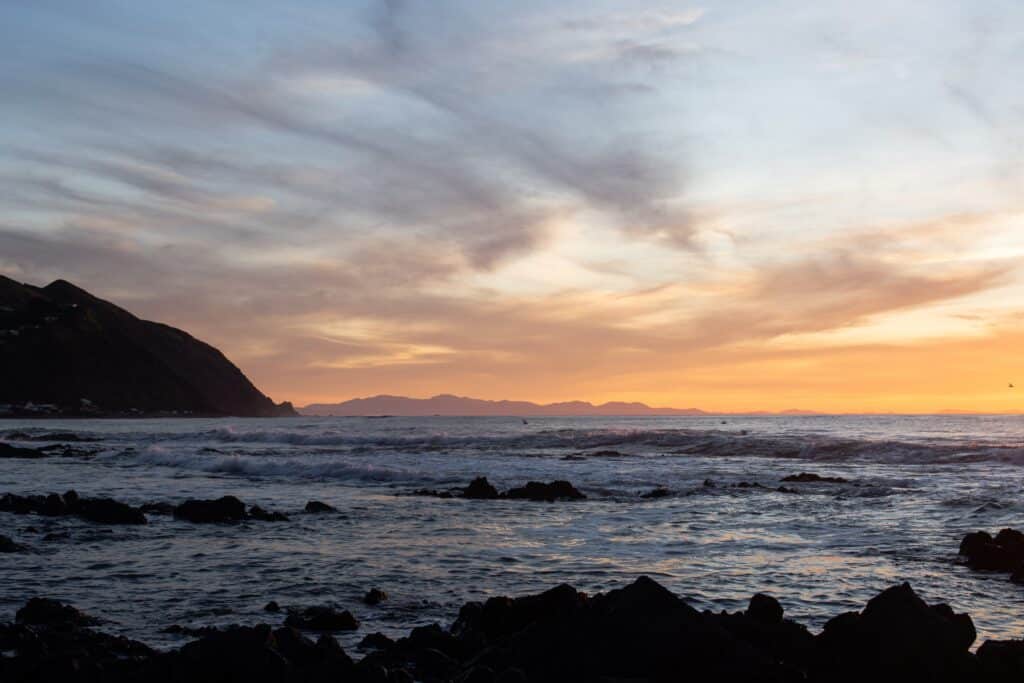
[0,275,295,417]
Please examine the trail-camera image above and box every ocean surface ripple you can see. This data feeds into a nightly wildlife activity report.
[2,414,1023,650]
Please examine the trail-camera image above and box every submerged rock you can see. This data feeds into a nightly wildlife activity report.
[641,486,672,499]
[0,534,29,553]
[782,472,849,484]
[0,442,45,459]
[173,496,247,523]
[505,480,586,501]
[249,505,289,522]
[0,489,146,524]
[305,500,337,513]
[363,588,388,606]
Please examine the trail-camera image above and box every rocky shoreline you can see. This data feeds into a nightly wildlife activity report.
[2,576,1023,682]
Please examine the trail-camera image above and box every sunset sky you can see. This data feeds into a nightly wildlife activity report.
[2,1,1023,412]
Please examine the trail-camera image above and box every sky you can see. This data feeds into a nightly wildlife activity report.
[2,0,1024,413]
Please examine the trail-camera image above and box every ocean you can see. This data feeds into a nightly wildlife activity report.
[2,414,1023,650]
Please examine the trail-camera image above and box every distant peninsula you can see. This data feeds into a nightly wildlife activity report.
[301,394,819,417]
[0,275,295,418]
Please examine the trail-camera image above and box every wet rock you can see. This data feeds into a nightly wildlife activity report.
[810,582,976,681]
[413,488,455,499]
[305,500,337,513]
[173,495,247,523]
[16,598,96,626]
[265,601,281,613]
[641,486,671,499]
[782,472,848,484]
[0,534,29,553]
[505,480,585,502]
[248,504,289,522]
[977,640,1024,681]
[732,481,765,489]
[76,496,147,524]
[959,529,1024,573]
[364,588,388,605]
[360,632,396,650]
[140,501,175,515]
[778,485,799,494]
[464,476,500,500]
[588,449,626,457]
[747,593,784,625]
[0,442,45,459]
[703,478,716,488]
[285,605,360,631]
[0,489,146,524]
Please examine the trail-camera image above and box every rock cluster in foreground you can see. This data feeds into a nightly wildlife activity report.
[3,576,1024,682]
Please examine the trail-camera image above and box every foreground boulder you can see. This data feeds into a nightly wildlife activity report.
[0,490,146,524]
[810,582,976,682]
[0,579,1017,682]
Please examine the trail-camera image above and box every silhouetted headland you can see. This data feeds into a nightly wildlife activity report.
[0,275,295,417]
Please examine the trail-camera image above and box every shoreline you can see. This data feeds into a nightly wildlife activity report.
[2,576,1022,682]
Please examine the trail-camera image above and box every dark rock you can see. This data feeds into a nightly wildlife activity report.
[248,504,289,522]
[174,495,247,523]
[305,500,337,513]
[977,640,1024,681]
[782,472,848,483]
[778,485,798,493]
[747,593,784,625]
[641,486,671,498]
[16,598,95,626]
[264,601,281,613]
[0,489,145,524]
[285,605,360,631]
[464,476,500,499]
[505,480,585,502]
[0,442,45,459]
[960,528,1024,573]
[140,501,175,515]
[810,582,976,681]
[76,496,147,524]
[703,478,716,487]
[0,534,29,553]
[588,450,626,457]
[173,624,291,680]
[360,632,396,650]
[364,588,388,605]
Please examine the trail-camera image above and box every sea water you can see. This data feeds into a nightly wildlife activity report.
[2,415,1023,649]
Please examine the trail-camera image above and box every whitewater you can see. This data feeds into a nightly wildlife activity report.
[2,414,1024,650]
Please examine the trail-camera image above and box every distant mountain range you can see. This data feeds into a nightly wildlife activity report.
[300,394,820,417]
[0,275,295,417]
